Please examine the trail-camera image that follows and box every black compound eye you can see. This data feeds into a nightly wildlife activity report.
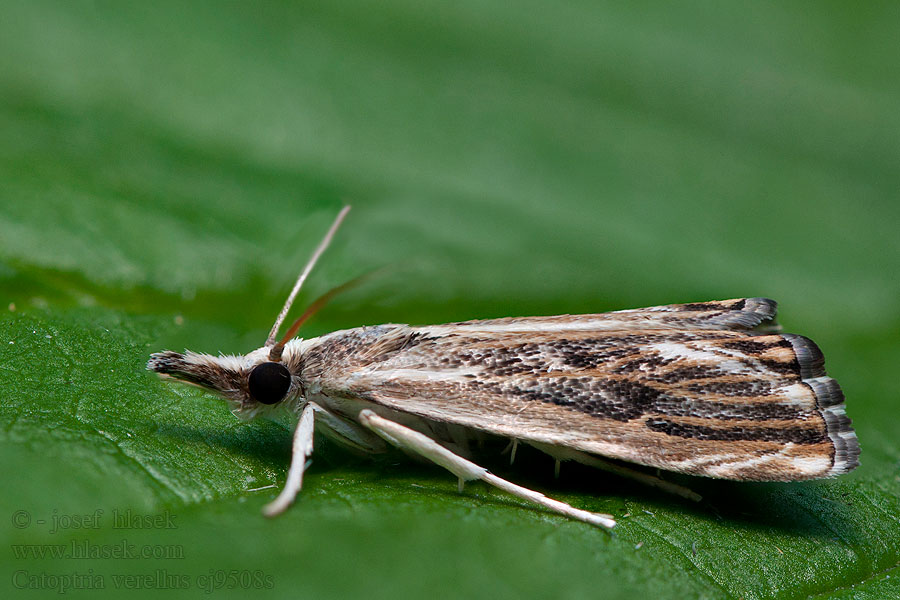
[248,362,292,405]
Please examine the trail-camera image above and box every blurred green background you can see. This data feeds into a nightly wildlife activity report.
[1,1,899,598]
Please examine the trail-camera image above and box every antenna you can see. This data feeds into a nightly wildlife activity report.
[267,270,378,362]
[265,206,351,348]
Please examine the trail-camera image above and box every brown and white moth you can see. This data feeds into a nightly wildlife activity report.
[147,207,859,529]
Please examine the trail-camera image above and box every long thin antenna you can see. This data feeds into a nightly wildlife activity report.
[267,269,381,362]
[265,206,351,347]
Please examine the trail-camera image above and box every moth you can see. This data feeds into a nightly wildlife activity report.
[147,207,859,529]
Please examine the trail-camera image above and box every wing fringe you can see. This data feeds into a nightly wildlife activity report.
[783,334,860,476]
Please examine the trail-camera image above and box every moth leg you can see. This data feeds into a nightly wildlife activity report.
[529,442,702,502]
[500,438,520,465]
[262,402,317,518]
[357,409,615,529]
[311,403,388,454]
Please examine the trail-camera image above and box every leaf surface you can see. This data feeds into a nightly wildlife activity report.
[2,2,899,598]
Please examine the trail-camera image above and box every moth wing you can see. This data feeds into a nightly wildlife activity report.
[423,297,780,334]
[302,298,857,482]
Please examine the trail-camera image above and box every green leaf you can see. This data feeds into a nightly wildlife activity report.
[2,2,899,598]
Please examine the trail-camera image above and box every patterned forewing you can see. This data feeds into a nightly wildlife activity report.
[302,299,858,481]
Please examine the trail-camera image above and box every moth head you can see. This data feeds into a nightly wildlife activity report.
[146,342,304,420]
[147,206,352,419]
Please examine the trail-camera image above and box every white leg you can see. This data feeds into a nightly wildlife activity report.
[262,402,316,517]
[312,403,388,454]
[500,439,519,464]
[357,410,615,529]
[530,442,702,502]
